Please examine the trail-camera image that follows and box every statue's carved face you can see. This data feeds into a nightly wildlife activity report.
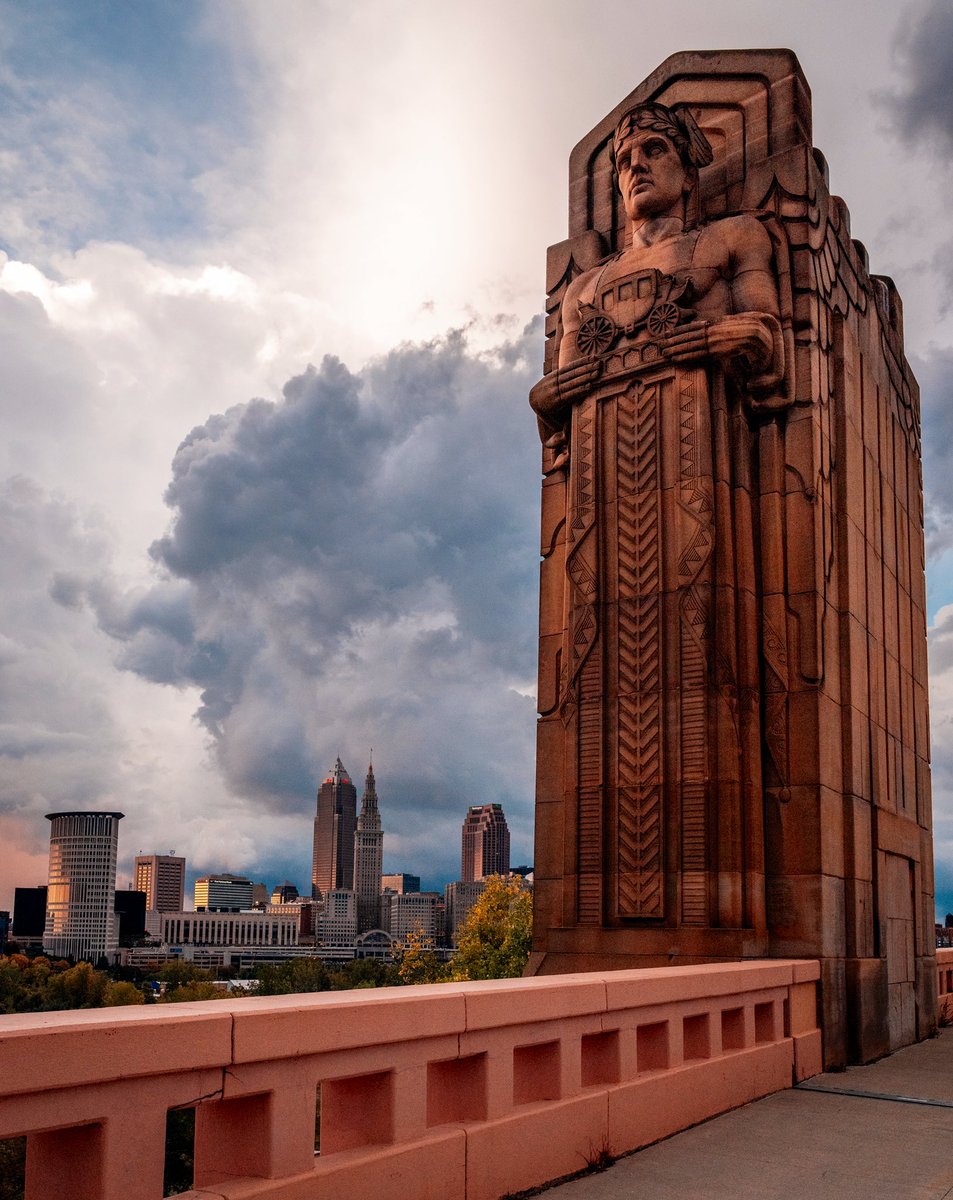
[615,128,689,222]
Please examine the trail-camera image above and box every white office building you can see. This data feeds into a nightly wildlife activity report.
[160,910,300,948]
[43,811,123,962]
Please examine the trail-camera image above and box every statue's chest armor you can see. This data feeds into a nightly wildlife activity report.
[581,235,726,337]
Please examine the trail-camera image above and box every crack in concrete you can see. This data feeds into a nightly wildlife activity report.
[795,1082,953,1110]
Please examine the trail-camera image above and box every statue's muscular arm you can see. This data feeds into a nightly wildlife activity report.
[663,216,785,396]
[529,272,602,440]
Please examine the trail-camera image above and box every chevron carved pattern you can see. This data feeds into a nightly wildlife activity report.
[577,655,603,924]
[615,382,664,917]
[618,784,663,916]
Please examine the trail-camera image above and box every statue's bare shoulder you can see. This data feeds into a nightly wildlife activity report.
[696,213,774,276]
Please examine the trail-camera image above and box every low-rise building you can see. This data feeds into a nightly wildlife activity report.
[12,886,47,949]
[160,909,299,948]
[317,889,358,947]
[444,880,486,945]
[194,874,254,913]
[381,891,443,942]
[381,872,420,895]
[270,882,300,904]
[265,898,318,942]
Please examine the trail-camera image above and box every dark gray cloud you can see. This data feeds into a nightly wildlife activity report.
[913,347,953,558]
[76,325,544,884]
[884,1,953,155]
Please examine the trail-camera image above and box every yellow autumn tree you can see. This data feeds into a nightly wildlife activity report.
[392,924,447,985]
[449,875,532,981]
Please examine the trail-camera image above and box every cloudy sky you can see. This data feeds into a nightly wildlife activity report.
[2,0,953,915]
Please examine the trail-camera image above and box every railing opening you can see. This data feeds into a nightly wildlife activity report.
[755,1000,778,1043]
[636,1020,669,1072]
[721,1007,745,1052]
[163,1108,195,1196]
[581,1030,620,1086]
[683,1013,711,1061]
[514,1041,561,1104]
[314,1083,322,1156]
[427,1053,488,1126]
[0,1136,26,1200]
[321,1070,393,1154]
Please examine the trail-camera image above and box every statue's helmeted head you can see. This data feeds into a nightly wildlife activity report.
[611,103,713,229]
[611,103,714,172]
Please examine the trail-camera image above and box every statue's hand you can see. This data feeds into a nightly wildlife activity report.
[662,312,787,404]
[663,313,774,368]
[529,359,603,425]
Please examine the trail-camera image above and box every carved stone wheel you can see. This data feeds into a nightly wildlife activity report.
[577,314,617,357]
[646,301,681,336]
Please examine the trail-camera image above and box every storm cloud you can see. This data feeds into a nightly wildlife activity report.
[884,0,953,155]
[913,348,953,559]
[74,326,544,884]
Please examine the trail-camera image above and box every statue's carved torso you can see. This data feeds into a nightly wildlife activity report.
[559,214,779,376]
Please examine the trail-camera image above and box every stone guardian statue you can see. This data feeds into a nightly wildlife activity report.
[529,51,933,1070]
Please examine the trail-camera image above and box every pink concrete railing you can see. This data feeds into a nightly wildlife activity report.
[937,947,953,1024]
[0,960,821,1200]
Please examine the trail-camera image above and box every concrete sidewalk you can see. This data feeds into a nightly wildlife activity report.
[542,1029,953,1199]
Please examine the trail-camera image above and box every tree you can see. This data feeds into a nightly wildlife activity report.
[42,961,108,1009]
[0,954,114,1012]
[103,980,146,1006]
[327,957,395,989]
[449,875,532,981]
[392,926,446,985]
[254,958,330,995]
[160,981,225,1003]
[156,960,214,996]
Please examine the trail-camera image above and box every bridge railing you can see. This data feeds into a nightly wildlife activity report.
[0,959,821,1200]
[938,946,953,1024]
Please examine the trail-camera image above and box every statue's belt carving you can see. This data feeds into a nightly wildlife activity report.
[576,268,691,359]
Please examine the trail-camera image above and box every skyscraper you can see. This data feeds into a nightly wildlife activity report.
[353,760,384,933]
[312,757,357,898]
[43,811,123,962]
[134,853,186,912]
[461,803,510,882]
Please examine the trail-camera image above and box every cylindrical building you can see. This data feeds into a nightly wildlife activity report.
[44,811,124,962]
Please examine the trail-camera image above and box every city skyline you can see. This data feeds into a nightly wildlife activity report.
[8,787,523,962]
[2,2,953,917]
[5,763,526,917]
